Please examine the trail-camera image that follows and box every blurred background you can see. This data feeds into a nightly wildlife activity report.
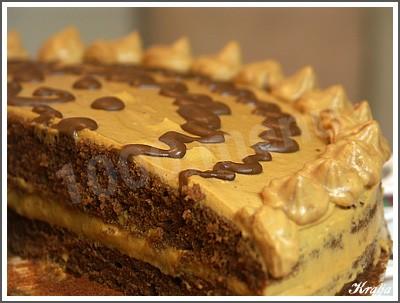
[7,7,393,146]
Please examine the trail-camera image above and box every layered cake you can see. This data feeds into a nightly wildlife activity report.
[7,27,392,295]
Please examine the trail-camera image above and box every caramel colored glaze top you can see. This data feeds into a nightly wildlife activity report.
[7,32,391,279]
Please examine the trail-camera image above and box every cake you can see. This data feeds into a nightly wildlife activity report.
[7,27,392,295]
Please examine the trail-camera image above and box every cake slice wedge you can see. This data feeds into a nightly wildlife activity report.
[7,30,392,295]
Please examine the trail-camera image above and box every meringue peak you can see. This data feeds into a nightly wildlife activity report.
[295,84,352,114]
[143,37,192,72]
[272,66,316,102]
[8,30,29,59]
[84,31,143,64]
[38,26,84,64]
[191,41,242,81]
[235,59,284,89]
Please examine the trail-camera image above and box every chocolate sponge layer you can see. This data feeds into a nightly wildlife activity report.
[7,117,267,293]
[8,209,232,295]
[8,209,390,296]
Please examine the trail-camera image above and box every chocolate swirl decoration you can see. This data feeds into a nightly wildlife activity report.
[91,96,125,111]
[32,105,63,124]
[179,169,236,186]
[104,65,160,88]
[8,81,22,98]
[7,61,302,190]
[177,77,302,189]
[53,117,98,137]
[8,60,47,82]
[73,75,102,90]
[8,86,75,106]
[120,81,228,161]
[213,143,272,175]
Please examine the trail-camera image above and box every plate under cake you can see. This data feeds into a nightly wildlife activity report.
[7,28,392,295]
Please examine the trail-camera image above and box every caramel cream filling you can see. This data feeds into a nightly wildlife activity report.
[7,185,251,295]
[7,64,391,280]
[8,181,390,295]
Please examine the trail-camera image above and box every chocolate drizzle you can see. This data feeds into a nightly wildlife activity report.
[120,81,228,161]
[8,81,22,97]
[91,97,125,111]
[179,169,236,187]
[8,60,46,83]
[73,76,102,90]
[54,117,98,137]
[32,105,63,124]
[8,86,75,106]
[177,77,302,189]
[104,66,159,88]
[7,60,303,191]
[213,144,272,175]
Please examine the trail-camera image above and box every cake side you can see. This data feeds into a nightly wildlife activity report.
[7,56,323,293]
[7,183,391,295]
[7,207,391,296]
[7,209,234,295]
[7,116,268,294]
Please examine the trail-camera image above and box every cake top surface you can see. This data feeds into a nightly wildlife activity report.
[7,28,391,278]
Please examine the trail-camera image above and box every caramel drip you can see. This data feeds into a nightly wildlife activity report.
[91,96,125,111]
[54,117,98,137]
[32,105,63,124]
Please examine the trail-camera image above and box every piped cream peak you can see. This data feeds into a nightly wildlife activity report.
[235,60,284,89]
[295,85,352,114]
[84,31,143,64]
[191,41,242,81]
[143,37,192,72]
[272,66,316,102]
[38,26,84,64]
[171,37,191,55]
[8,31,29,60]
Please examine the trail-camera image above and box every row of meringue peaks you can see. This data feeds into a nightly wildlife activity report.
[8,27,317,87]
[8,27,243,79]
[8,31,29,60]
[261,118,390,227]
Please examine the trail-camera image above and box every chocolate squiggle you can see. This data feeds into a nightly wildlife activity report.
[54,117,98,137]
[91,96,125,111]
[73,75,102,90]
[8,60,47,82]
[7,61,303,191]
[120,81,228,161]
[177,76,302,189]
[8,81,22,97]
[8,86,75,106]
[32,105,63,124]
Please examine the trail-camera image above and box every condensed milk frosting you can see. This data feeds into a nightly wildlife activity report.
[7,29,391,283]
